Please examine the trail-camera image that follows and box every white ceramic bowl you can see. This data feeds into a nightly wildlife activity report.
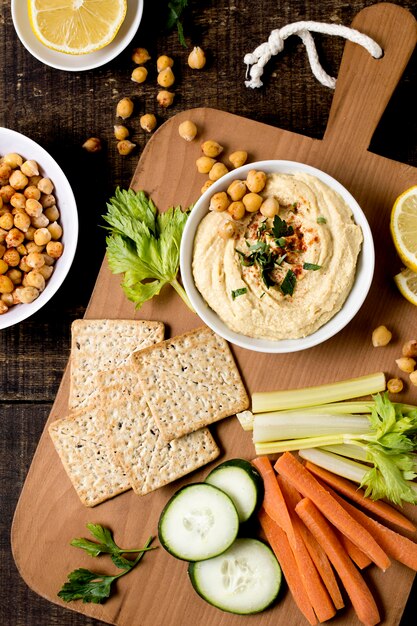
[11,0,144,72]
[180,160,374,353]
[0,127,78,330]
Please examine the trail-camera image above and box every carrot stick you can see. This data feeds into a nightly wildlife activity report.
[320,482,417,572]
[275,452,391,571]
[252,457,294,541]
[277,475,344,611]
[338,533,372,570]
[305,461,416,532]
[296,498,381,626]
[259,508,318,625]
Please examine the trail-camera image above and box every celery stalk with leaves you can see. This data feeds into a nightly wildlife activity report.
[103,188,194,311]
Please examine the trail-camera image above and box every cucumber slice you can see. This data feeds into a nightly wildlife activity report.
[158,483,239,561]
[205,459,264,522]
[189,538,282,614]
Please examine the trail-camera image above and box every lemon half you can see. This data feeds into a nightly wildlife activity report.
[394,268,417,306]
[28,0,127,55]
[390,185,417,272]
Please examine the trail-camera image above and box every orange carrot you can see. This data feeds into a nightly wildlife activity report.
[259,507,317,626]
[305,461,416,533]
[296,498,381,626]
[320,482,417,572]
[275,452,391,571]
[277,475,344,611]
[338,533,372,570]
[252,457,294,541]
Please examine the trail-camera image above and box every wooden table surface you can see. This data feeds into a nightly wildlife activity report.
[0,1,416,625]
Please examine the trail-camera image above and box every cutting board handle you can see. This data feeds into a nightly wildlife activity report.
[323,3,417,151]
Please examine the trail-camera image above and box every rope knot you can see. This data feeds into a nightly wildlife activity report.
[268,29,285,56]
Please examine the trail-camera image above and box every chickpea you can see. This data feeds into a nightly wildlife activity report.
[0,228,6,243]
[402,340,417,358]
[114,125,129,141]
[188,46,206,69]
[28,175,42,187]
[0,275,14,293]
[47,222,63,240]
[246,170,267,193]
[387,378,403,393]
[409,370,417,386]
[38,264,53,280]
[26,241,44,254]
[1,292,13,306]
[227,180,247,201]
[14,212,31,232]
[372,325,392,347]
[196,156,216,174]
[0,163,12,184]
[131,66,148,83]
[117,140,136,156]
[82,137,102,153]
[3,248,20,266]
[42,253,55,266]
[3,153,23,168]
[229,151,248,168]
[0,300,8,314]
[242,192,263,213]
[24,185,41,200]
[116,97,134,119]
[25,198,43,217]
[0,185,15,203]
[40,194,56,209]
[0,243,5,258]
[9,170,28,190]
[11,192,27,209]
[209,162,228,181]
[201,180,214,195]
[25,226,36,241]
[156,91,175,108]
[43,205,59,222]
[218,220,238,239]
[11,206,25,216]
[14,286,39,304]
[26,251,45,269]
[228,201,246,220]
[19,256,31,273]
[157,67,175,88]
[132,47,150,64]
[21,160,39,177]
[0,212,14,230]
[140,113,157,133]
[6,228,24,248]
[7,268,22,285]
[260,197,280,218]
[37,178,54,194]
[46,241,63,259]
[201,140,224,158]
[26,270,45,292]
[209,192,230,212]
[0,259,8,274]
[16,243,27,256]
[157,55,174,72]
[33,227,51,246]
[31,213,49,229]
[396,357,416,373]
[179,120,198,142]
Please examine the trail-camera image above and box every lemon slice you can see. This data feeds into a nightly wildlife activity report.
[390,185,417,272]
[394,267,417,306]
[28,0,127,55]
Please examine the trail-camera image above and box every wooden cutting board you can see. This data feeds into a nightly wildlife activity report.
[11,4,417,625]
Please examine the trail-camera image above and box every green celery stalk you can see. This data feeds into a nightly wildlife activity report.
[320,444,369,462]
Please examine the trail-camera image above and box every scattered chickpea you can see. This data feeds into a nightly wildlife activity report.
[201,180,214,195]
[0,275,14,293]
[157,67,175,88]
[3,249,20,266]
[201,140,223,158]
[140,113,157,133]
[157,55,174,72]
[209,162,228,181]
[46,241,63,259]
[117,140,136,156]
[246,169,267,193]
[228,201,246,220]
[243,192,263,213]
[218,220,238,239]
[34,227,52,246]
[157,91,175,108]
[131,66,148,83]
[132,47,151,64]
[395,357,416,373]
[23,186,41,200]
[6,228,25,248]
[227,180,247,201]
[260,197,280,218]
[9,170,28,190]
[26,251,45,269]
[25,198,43,218]
[387,378,404,393]
[371,325,392,347]
[402,340,417,358]
[209,192,230,212]
[188,46,206,69]
[21,160,39,177]
[44,206,59,222]
[3,153,23,168]
[196,156,216,174]
[13,212,31,232]
[410,370,417,387]
[116,97,134,120]
[0,212,14,230]
[14,286,39,304]
[82,137,102,153]
[26,270,45,292]
[31,214,49,229]
[0,186,15,203]
[37,178,54,194]
[179,120,198,142]
[40,194,56,209]
[114,125,129,141]
[229,151,248,168]
[7,268,22,285]
[48,222,63,240]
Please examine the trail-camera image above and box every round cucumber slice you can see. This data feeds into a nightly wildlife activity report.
[188,538,282,614]
[158,483,239,561]
[205,459,264,522]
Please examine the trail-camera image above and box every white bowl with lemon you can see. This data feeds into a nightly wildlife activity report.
[12,0,143,71]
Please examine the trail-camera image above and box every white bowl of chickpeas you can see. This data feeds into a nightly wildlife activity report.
[180,159,374,353]
[0,127,78,329]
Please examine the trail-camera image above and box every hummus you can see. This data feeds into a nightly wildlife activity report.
[192,172,363,340]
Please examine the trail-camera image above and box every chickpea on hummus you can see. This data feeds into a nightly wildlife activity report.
[192,172,363,340]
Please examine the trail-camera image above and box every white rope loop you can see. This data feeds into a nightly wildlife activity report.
[244,20,383,89]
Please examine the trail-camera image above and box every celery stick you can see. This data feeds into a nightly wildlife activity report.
[236,410,254,431]
[252,372,386,414]
[298,448,370,483]
[253,413,370,443]
[255,434,349,455]
[320,444,368,462]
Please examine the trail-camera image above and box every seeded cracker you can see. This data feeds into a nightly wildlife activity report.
[69,319,164,410]
[131,326,249,441]
[96,367,220,495]
[48,406,131,507]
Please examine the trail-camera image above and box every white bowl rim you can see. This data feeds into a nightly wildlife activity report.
[0,127,78,330]
[11,0,144,72]
[180,159,375,354]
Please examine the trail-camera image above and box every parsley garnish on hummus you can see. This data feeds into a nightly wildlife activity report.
[281,269,296,296]
[303,262,322,271]
[231,288,247,300]
[317,216,327,224]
